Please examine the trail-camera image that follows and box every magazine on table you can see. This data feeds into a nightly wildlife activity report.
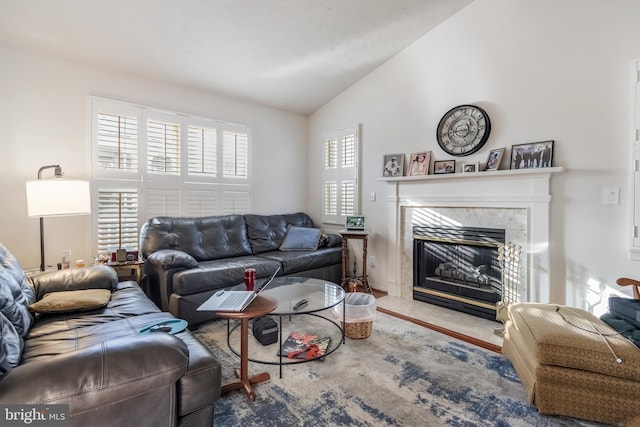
[278,332,331,360]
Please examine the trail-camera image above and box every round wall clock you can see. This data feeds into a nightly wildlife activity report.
[436,104,491,156]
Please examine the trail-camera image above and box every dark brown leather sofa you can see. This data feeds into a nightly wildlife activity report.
[0,243,221,427]
[140,212,342,326]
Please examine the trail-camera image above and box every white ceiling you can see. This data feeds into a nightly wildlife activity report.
[0,0,473,114]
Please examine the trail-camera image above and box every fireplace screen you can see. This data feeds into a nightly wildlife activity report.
[413,225,505,320]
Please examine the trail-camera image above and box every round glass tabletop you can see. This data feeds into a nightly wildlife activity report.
[258,276,345,315]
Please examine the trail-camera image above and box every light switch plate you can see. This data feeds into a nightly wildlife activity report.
[602,187,619,205]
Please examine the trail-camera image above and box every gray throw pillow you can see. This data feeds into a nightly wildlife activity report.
[279,226,322,251]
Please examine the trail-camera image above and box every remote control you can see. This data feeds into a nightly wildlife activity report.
[293,299,309,310]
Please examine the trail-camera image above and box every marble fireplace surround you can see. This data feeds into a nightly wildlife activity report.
[378,167,563,305]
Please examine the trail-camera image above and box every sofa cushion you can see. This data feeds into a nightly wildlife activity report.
[139,215,252,261]
[279,226,321,251]
[245,213,315,254]
[29,289,112,314]
[28,281,162,339]
[30,266,117,300]
[172,256,281,296]
[506,303,640,382]
[258,247,342,275]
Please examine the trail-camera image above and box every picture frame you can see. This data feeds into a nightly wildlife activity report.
[433,160,455,174]
[462,161,479,173]
[510,140,554,170]
[485,148,505,171]
[407,151,431,176]
[382,154,404,177]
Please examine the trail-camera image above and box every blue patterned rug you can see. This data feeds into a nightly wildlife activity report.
[193,312,603,427]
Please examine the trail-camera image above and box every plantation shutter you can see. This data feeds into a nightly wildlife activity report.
[147,119,180,174]
[322,125,359,223]
[188,125,217,176]
[223,190,250,214]
[223,131,248,178]
[186,187,218,216]
[96,113,138,172]
[145,188,181,218]
[340,133,357,216]
[92,97,252,255]
[97,189,139,252]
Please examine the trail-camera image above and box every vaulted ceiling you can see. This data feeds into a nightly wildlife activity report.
[0,0,473,114]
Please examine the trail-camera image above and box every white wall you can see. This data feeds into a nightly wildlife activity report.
[308,0,640,311]
[0,43,308,270]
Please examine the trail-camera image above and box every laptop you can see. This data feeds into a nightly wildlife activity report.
[197,265,281,312]
[345,215,366,231]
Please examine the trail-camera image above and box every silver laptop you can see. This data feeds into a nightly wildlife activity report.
[197,265,280,312]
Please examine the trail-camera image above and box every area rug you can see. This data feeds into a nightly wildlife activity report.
[192,312,603,427]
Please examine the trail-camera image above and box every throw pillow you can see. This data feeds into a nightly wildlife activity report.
[0,243,35,337]
[29,289,111,314]
[317,234,329,248]
[279,226,322,251]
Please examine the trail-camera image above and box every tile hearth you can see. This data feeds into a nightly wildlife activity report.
[375,294,504,348]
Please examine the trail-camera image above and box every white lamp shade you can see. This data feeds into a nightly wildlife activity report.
[26,179,91,217]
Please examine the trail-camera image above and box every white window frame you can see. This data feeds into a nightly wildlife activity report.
[322,124,360,225]
[91,97,252,254]
[630,59,640,260]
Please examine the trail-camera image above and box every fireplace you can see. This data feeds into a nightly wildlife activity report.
[413,225,505,320]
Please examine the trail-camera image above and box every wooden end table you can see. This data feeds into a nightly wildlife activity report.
[339,229,372,293]
[107,260,144,284]
[214,295,278,401]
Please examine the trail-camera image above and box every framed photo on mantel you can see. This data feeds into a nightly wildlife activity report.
[434,160,455,174]
[382,154,404,177]
[485,148,505,171]
[408,151,431,176]
[510,140,554,170]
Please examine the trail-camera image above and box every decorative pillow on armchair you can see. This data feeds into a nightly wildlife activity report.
[279,226,322,251]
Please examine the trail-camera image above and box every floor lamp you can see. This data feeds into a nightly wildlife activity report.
[25,165,91,271]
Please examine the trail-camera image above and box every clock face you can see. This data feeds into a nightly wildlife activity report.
[436,105,491,156]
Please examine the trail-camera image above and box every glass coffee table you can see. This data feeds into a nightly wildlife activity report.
[227,276,345,378]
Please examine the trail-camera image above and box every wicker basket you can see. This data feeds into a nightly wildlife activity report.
[342,320,372,339]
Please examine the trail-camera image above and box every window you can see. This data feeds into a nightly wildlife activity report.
[92,98,251,254]
[322,125,359,224]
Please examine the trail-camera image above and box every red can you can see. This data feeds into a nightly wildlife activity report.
[244,268,256,291]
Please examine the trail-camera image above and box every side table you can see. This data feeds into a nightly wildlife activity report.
[339,229,372,293]
[215,295,278,401]
[108,260,144,284]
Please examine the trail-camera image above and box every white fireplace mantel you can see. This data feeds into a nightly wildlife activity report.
[378,167,564,304]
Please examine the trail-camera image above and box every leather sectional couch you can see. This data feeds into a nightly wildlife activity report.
[0,242,221,427]
[140,212,343,326]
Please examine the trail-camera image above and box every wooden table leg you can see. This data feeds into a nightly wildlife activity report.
[362,236,371,293]
[221,318,271,401]
[341,236,349,287]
